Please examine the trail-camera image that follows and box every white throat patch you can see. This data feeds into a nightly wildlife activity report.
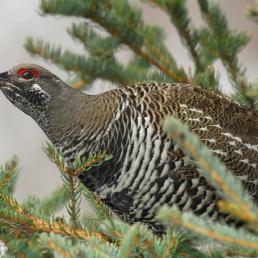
[32,84,50,97]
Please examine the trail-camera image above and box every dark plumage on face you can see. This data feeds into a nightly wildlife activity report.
[0,64,63,118]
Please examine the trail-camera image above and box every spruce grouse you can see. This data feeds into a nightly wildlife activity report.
[0,64,257,233]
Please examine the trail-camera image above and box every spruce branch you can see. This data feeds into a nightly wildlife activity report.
[43,143,81,229]
[71,153,113,222]
[25,38,128,86]
[0,192,110,242]
[158,206,258,252]
[145,0,220,89]
[0,208,31,230]
[68,22,174,85]
[68,22,120,58]
[193,65,220,91]
[64,172,81,229]
[0,157,18,194]
[43,143,113,227]
[81,187,112,222]
[72,152,113,176]
[40,233,118,258]
[197,0,253,105]
[163,116,258,224]
[39,186,70,216]
[101,220,156,257]
[87,237,119,258]
[68,22,171,83]
[101,219,208,257]
[26,36,165,87]
[0,193,23,214]
[1,236,49,258]
[43,143,111,176]
[116,224,141,258]
[40,233,76,258]
[43,143,66,173]
[31,217,107,242]
[39,0,188,83]
[46,240,72,258]
[147,0,204,73]
[159,236,177,258]
[22,187,71,221]
[246,85,258,108]
[75,154,113,222]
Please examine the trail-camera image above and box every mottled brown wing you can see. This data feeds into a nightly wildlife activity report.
[146,84,258,201]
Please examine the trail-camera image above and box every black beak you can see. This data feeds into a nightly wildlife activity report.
[0,72,10,88]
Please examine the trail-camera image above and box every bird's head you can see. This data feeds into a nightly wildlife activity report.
[0,64,65,121]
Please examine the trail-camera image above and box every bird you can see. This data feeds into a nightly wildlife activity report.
[0,64,257,234]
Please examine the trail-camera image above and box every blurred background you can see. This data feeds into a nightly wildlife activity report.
[0,0,257,202]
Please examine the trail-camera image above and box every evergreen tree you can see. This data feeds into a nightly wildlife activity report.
[0,0,258,257]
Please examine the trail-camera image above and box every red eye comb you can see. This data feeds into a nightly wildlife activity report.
[16,68,39,78]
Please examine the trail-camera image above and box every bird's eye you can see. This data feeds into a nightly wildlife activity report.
[16,68,39,79]
[22,71,33,80]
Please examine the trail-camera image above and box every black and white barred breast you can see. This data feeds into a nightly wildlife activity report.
[77,83,258,233]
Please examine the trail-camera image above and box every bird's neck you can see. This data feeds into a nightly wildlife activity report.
[43,89,119,160]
